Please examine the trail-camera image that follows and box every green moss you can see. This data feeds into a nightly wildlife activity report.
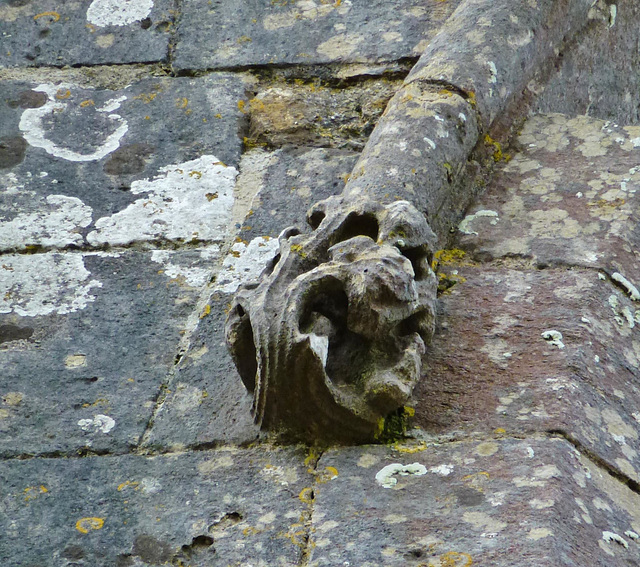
[375,406,414,443]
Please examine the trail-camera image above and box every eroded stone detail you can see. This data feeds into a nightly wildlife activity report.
[226,196,437,442]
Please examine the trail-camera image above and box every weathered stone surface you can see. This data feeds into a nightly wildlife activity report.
[233,147,359,241]
[309,439,640,566]
[173,0,459,71]
[146,148,359,449]
[245,79,401,151]
[457,113,640,285]
[414,263,640,485]
[142,292,261,451]
[0,0,173,67]
[0,75,246,250]
[227,196,438,443]
[535,0,640,124]
[406,0,595,128]
[409,111,640,485]
[343,86,479,241]
[0,446,310,566]
[0,249,213,457]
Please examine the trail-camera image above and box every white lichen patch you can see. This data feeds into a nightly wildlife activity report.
[602,531,629,549]
[263,0,351,30]
[375,463,427,488]
[529,498,554,509]
[214,236,279,294]
[357,453,380,468]
[87,0,154,27]
[65,354,87,368]
[197,454,235,475]
[475,442,499,457]
[0,253,102,316]
[150,247,221,288]
[429,464,454,476]
[487,61,498,84]
[458,210,499,235]
[0,195,93,251]
[316,33,364,59]
[259,464,298,487]
[541,330,565,349]
[88,156,238,246]
[19,83,128,162]
[77,414,115,434]
[612,272,640,301]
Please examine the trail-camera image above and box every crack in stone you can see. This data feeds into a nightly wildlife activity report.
[547,429,640,497]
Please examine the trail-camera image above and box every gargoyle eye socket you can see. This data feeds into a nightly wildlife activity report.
[332,212,379,246]
[399,246,432,281]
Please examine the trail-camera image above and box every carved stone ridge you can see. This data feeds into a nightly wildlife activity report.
[225,195,437,442]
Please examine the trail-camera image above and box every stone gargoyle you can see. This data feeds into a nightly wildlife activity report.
[225,195,438,442]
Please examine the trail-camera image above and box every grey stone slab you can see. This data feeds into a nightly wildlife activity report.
[456,113,640,292]
[237,147,359,241]
[173,0,459,71]
[414,264,640,485]
[0,75,246,250]
[145,148,359,449]
[142,291,262,451]
[0,248,220,457]
[309,439,640,566]
[0,446,310,567]
[535,0,640,124]
[0,0,173,67]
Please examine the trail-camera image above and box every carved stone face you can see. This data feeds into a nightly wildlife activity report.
[225,196,437,442]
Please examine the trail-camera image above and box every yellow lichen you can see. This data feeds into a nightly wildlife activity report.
[316,466,338,483]
[76,517,105,534]
[298,487,314,503]
[34,11,60,22]
[24,485,48,502]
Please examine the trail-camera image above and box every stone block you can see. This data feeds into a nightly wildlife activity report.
[0,74,246,250]
[0,248,218,457]
[173,0,459,71]
[0,446,310,566]
[309,439,640,566]
[0,0,173,67]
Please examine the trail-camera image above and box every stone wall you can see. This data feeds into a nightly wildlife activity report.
[2,0,640,565]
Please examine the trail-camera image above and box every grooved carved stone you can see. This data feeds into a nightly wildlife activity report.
[225,196,437,442]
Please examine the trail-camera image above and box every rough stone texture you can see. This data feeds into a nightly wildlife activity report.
[245,79,402,151]
[535,0,640,124]
[408,112,640,485]
[3,0,640,564]
[173,0,460,71]
[234,147,359,241]
[0,75,246,250]
[141,291,261,451]
[0,249,208,457]
[406,0,596,128]
[144,147,358,450]
[0,446,311,567]
[0,0,173,67]
[414,264,640,484]
[309,439,640,566]
[343,86,480,241]
[458,113,640,289]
